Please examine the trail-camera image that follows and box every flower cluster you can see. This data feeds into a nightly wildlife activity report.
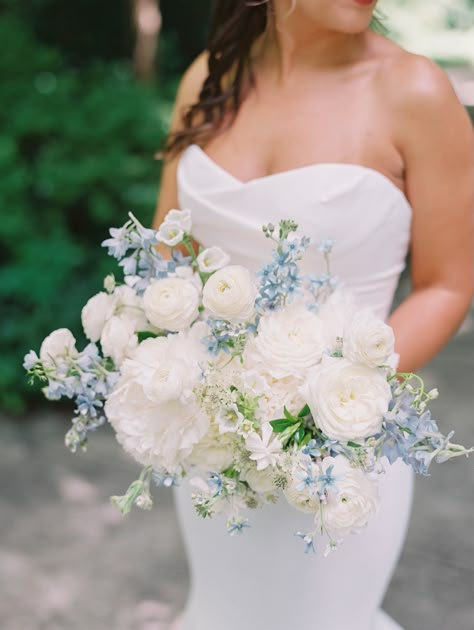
[24,209,473,555]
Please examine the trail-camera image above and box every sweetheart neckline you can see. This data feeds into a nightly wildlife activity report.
[186,144,412,213]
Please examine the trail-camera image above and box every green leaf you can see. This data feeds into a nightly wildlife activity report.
[347,441,362,448]
[137,331,159,342]
[298,404,311,418]
[283,406,298,422]
[270,418,295,433]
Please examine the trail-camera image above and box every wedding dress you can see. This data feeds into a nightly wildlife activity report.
[173,143,415,630]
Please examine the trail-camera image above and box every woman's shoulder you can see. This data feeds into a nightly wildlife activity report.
[371,35,460,115]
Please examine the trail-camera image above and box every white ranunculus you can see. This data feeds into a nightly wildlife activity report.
[157,221,184,247]
[343,310,396,368]
[81,291,117,342]
[319,288,357,351]
[241,465,275,494]
[187,421,236,472]
[197,247,231,274]
[163,208,192,233]
[202,265,257,323]
[251,304,326,379]
[315,456,380,537]
[105,326,209,472]
[113,285,150,332]
[100,316,138,367]
[40,328,77,367]
[302,356,391,442]
[143,277,200,332]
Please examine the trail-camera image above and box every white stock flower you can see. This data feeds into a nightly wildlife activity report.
[197,247,231,274]
[157,222,184,247]
[81,291,116,342]
[245,422,283,471]
[343,310,395,368]
[315,456,380,537]
[252,304,326,379]
[40,329,77,367]
[302,356,391,442]
[202,265,257,323]
[100,316,138,367]
[163,208,192,233]
[143,277,200,331]
[105,326,209,472]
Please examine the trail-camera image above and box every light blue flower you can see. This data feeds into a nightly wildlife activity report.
[102,226,130,259]
[23,350,39,370]
[226,516,251,536]
[301,439,321,458]
[294,531,316,554]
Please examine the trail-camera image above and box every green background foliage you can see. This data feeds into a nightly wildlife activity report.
[0,1,472,412]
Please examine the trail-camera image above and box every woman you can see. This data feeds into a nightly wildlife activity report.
[153,1,474,629]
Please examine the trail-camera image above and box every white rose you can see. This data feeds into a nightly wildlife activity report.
[100,316,138,367]
[81,291,116,342]
[157,221,184,247]
[197,247,231,274]
[252,304,326,379]
[40,328,77,367]
[343,309,396,368]
[315,456,380,537]
[202,265,257,323]
[318,288,356,351]
[105,328,209,472]
[187,422,235,472]
[163,208,192,233]
[302,356,391,442]
[143,277,200,331]
[241,465,275,494]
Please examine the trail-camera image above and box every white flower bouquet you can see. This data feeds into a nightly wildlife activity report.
[24,210,473,554]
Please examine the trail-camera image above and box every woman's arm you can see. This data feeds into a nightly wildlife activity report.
[152,52,208,255]
[387,56,474,372]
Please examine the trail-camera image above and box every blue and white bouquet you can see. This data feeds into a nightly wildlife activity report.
[24,209,472,554]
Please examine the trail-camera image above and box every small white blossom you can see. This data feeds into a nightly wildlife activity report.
[245,423,282,471]
[197,247,231,274]
[163,208,192,233]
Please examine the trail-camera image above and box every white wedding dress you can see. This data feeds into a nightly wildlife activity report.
[173,143,415,630]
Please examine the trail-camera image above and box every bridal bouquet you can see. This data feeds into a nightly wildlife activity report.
[24,209,472,555]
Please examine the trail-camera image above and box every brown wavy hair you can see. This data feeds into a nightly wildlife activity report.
[162,1,385,158]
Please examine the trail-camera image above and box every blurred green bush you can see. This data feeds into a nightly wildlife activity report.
[0,14,172,412]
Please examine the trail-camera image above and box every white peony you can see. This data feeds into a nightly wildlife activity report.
[157,221,184,247]
[315,456,380,537]
[202,265,257,323]
[343,309,396,369]
[187,421,235,472]
[245,422,283,471]
[40,328,77,367]
[100,315,138,367]
[251,304,326,379]
[143,277,200,331]
[302,356,391,442]
[163,208,192,233]
[197,246,231,274]
[105,325,209,472]
[81,291,116,342]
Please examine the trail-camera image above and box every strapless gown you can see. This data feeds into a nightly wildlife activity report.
[173,144,415,630]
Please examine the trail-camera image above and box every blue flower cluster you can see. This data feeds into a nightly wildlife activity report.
[256,235,310,312]
[380,390,446,475]
[102,214,191,292]
[202,319,256,356]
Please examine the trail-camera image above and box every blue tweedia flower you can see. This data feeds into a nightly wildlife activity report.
[153,468,180,488]
[294,463,318,495]
[207,472,224,497]
[316,465,340,495]
[294,531,316,554]
[202,319,251,356]
[226,516,251,536]
[317,239,335,255]
[301,439,321,458]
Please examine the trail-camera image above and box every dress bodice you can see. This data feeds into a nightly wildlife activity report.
[177,144,412,321]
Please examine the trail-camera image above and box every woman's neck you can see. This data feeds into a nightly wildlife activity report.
[255,8,369,80]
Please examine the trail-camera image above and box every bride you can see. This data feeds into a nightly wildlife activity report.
[153,1,474,629]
